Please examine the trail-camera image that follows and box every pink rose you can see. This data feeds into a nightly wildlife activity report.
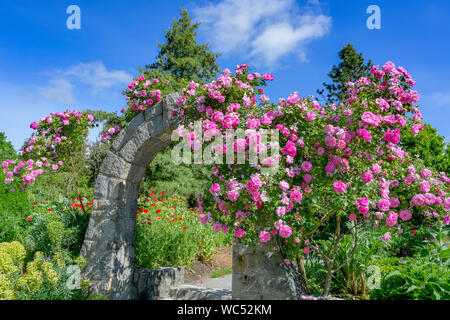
[259,231,271,243]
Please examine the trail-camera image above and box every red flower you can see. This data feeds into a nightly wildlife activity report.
[26,217,32,221]
[182,227,187,230]
[156,209,161,213]
[144,209,149,213]
[179,217,183,221]
[161,191,165,195]
[47,208,52,212]
[137,210,142,214]
[33,202,37,206]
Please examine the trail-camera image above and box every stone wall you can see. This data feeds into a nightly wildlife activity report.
[232,237,305,300]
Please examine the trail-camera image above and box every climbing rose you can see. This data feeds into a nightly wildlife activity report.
[381,232,391,241]
[210,183,220,194]
[399,209,412,221]
[333,181,348,193]
[259,231,271,243]
[362,172,373,183]
[301,161,313,172]
[235,228,245,238]
[378,199,391,212]
[279,225,292,238]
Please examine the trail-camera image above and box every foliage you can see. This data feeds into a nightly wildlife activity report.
[0,241,90,300]
[400,122,450,175]
[24,196,91,260]
[317,43,373,104]
[134,192,231,269]
[141,148,212,206]
[0,133,31,218]
[369,227,449,300]
[0,132,16,162]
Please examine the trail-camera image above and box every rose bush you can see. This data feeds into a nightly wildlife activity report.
[172,63,449,295]
[2,110,94,193]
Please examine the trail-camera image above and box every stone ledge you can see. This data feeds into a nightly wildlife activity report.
[169,285,232,300]
[134,267,185,300]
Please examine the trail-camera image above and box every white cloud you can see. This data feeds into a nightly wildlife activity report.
[38,78,74,104]
[193,0,331,67]
[37,61,132,104]
[63,61,132,91]
[423,92,450,106]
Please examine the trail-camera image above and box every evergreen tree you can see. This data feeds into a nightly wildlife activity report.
[139,9,220,205]
[143,8,220,86]
[317,43,372,104]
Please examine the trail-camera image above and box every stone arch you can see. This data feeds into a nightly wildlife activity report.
[80,92,182,299]
[81,92,304,300]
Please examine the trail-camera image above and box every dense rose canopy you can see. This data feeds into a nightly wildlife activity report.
[173,62,449,261]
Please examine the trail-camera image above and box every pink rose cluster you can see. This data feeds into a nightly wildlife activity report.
[4,110,93,191]
[174,62,449,248]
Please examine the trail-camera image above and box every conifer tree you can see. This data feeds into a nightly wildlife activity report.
[317,43,372,104]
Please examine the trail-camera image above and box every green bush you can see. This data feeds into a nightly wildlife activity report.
[142,148,212,207]
[0,241,90,300]
[135,193,231,269]
[24,195,91,260]
[0,209,30,243]
[369,228,450,300]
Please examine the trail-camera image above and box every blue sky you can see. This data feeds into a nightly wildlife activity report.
[1,0,449,149]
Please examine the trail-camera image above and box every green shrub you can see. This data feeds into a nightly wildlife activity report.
[142,148,212,207]
[0,209,31,243]
[135,193,231,269]
[369,227,450,300]
[24,195,91,259]
[0,241,90,300]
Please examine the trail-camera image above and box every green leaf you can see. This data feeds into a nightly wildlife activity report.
[406,285,418,293]
[384,270,402,280]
